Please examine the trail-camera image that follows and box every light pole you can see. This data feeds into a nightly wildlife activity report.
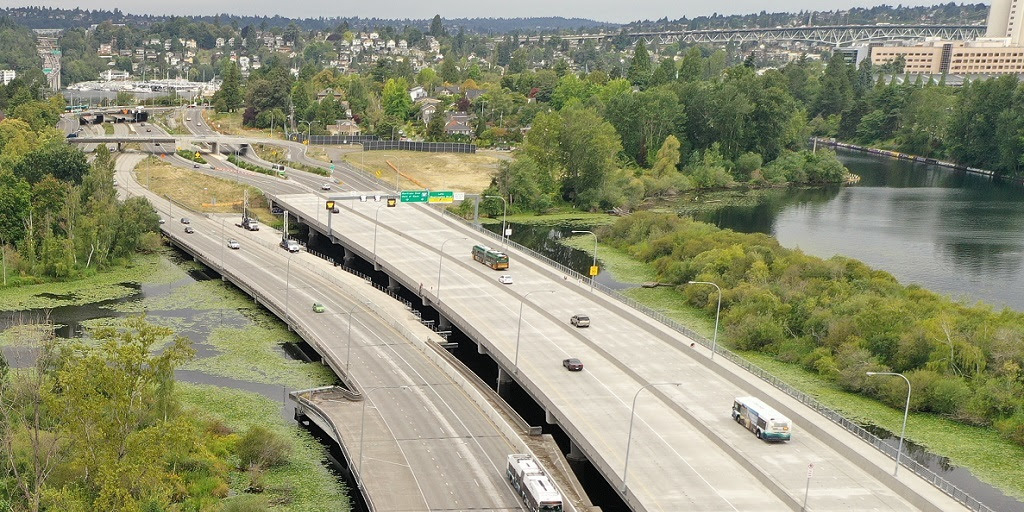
[485,194,508,250]
[514,290,555,374]
[866,371,911,477]
[436,237,468,301]
[687,281,721,360]
[372,203,387,265]
[300,120,313,149]
[571,230,597,293]
[622,382,682,496]
[345,301,369,374]
[284,252,295,321]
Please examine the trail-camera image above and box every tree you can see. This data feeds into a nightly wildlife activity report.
[814,53,853,118]
[429,15,445,38]
[215,61,243,112]
[678,47,702,83]
[651,135,681,177]
[382,77,413,121]
[425,112,445,141]
[0,169,30,245]
[558,106,622,207]
[627,40,652,89]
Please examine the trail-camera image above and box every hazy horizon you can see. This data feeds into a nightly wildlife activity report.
[5,1,955,25]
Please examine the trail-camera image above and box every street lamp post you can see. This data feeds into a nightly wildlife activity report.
[622,382,682,496]
[513,290,556,374]
[866,371,911,477]
[436,237,468,301]
[687,281,721,360]
[284,253,295,321]
[485,194,508,250]
[372,203,387,266]
[571,230,598,293]
[345,301,368,374]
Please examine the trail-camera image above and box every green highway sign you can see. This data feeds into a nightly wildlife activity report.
[400,190,429,203]
[428,191,454,204]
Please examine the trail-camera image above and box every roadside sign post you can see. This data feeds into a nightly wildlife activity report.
[400,190,429,203]
[428,191,454,204]
[326,200,336,234]
[802,463,813,511]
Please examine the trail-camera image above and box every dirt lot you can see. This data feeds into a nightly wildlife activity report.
[342,150,506,194]
[134,156,274,223]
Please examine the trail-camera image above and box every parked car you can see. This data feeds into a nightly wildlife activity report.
[562,358,584,371]
[227,239,240,250]
[498,275,513,285]
[180,217,190,224]
[184,226,194,234]
[312,302,325,313]
[570,314,590,328]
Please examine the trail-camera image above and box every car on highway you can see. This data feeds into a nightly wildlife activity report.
[331,206,341,213]
[312,302,325,313]
[570,314,590,328]
[158,218,165,224]
[193,163,200,168]
[498,275,513,285]
[180,217,190,224]
[321,183,331,191]
[227,239,240,250]
[146,128,151,132]
[184,226,194,234]
[185,117,192,121]
[280,239,301,253]
[562,358,583,371]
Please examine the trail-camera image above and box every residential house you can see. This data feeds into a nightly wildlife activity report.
[317,88,343,103]
[465,88,486,101]
[97,43,113,57]
[327,119,361,136]
[0,69,16,85]
[409,85,427,102]
[434,84,461,96]
[419,98,441,124]
[444,117,473,136]
[99,69,130,81]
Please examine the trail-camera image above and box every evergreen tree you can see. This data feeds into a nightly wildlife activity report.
[429,15,445,38]
[627,40,652,89]
[216,61,243,112]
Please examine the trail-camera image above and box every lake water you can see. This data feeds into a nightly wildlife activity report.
[698,149,1024,311]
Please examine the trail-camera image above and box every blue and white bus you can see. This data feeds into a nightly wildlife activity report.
[731,396,792,442]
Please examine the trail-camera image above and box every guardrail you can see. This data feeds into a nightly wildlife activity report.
[439,210,996,512]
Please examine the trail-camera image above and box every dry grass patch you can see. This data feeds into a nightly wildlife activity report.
[343,150,500,193]
[134,156,274,222]
[204,110,283,139]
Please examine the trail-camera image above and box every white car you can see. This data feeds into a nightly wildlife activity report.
[321,183,332,191]
[498,275,513,285]
[227,239,240,250]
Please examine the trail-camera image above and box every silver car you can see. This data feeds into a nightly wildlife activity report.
[227,239,240,250]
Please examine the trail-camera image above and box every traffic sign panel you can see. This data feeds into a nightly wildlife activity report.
[428,191,454,204]
[400,190,429,203]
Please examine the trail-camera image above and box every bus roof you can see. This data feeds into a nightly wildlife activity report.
[735,396,791,423]
[525,474,562,503]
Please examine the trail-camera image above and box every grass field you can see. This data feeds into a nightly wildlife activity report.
[133,156,276,225]
[343,150,502,193]
[205,110,284,139]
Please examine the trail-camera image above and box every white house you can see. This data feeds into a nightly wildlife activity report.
[409,85,427,102]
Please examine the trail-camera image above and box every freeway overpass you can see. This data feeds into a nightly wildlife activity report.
[267,191,976,512]
[114,153,585,512]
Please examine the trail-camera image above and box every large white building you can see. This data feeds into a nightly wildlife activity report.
[986,0,1024,45]
[0,69,16,85]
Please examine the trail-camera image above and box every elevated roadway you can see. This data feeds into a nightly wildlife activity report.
[269,190,972,512]
[114,153,582,512]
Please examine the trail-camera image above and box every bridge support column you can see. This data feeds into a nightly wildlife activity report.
[308,230,318,246]
[496,367,513,395]
[477,342,488,355]
[438,317,451,331]
[343,247,354,266]
[116,142,123,152]
[567,440,587,462]
[387,276,400,292]
[472,196,481,226]
[211,141,218,154]
[545,408,557,425]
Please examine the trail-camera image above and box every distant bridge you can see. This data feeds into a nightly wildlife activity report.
[517,24,987,47]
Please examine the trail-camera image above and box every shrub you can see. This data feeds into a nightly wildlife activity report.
[235,425,291,469]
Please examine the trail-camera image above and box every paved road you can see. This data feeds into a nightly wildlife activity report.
[271,190,972,512]
[113,153,567,512]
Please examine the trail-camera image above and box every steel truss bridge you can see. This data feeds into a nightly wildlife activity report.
[524,24,987,47]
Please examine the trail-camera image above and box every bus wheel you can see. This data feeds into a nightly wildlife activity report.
[755,429,762,439]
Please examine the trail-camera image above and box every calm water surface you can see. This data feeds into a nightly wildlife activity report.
[699,150,1024,311]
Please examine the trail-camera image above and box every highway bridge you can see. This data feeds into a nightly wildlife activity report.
[89,110,995,512]
[515,24,986,46]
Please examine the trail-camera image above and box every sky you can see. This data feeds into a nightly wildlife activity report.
[8,0,954,24]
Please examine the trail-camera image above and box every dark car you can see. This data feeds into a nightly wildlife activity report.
[184,226,194,234]
[562,358,583,371]
[180,217,190,224]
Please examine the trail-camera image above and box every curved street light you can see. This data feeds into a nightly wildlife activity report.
[485,194,508,250]
[687,281,721,360]
[621,382,682,497]
[436,237,468,301]
[866,371,912,476]
[372,203,388,267]
[513,290,556,374]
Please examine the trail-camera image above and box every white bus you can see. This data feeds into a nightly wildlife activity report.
[731,396,792,442]
[507,454,563,512]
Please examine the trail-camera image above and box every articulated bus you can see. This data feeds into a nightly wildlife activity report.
[731,396,792,442]
[507,454,562,512]
[472,244,509,270]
